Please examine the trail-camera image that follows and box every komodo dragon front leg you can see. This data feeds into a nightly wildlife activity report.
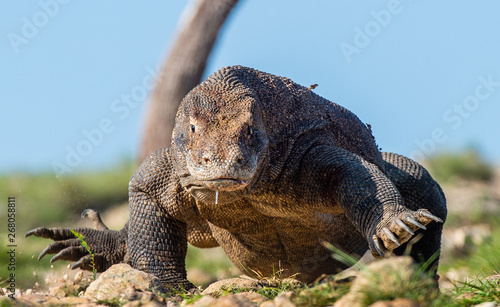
[126,149,194,291]
[299,145,443,262]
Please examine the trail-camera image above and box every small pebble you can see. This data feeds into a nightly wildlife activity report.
[74,271,84,283]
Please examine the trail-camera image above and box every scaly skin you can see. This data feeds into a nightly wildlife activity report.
[26,66,446,290]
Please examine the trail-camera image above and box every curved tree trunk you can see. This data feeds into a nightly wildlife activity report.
[139,0,239,161]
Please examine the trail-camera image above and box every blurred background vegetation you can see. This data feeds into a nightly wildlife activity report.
[425,149,494,183]
[0,149,499,292]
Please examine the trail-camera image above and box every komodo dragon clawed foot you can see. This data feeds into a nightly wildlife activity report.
[25,209,128,272]
[372,209,443,258]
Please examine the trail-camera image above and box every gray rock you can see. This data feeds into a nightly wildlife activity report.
[265,291,296,307]
[234,291,267,304]
[201,277,266,296]
[84,263,164,303]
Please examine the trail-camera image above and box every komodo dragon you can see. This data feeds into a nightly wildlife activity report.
[27,65,447,290]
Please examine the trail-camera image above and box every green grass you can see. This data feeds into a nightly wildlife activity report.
[0,160,134,230]
[70,229,97,280]
[450,278,500,306]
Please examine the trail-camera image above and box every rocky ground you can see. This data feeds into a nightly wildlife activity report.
[3,258,499,306]
[2,168,500,306]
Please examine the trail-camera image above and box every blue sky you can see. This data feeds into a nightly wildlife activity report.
[1,1,499,175]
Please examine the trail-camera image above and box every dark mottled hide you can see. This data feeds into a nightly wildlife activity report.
[27,66,446,290]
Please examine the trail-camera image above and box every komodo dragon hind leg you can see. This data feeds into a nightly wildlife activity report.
[381,152,447,275]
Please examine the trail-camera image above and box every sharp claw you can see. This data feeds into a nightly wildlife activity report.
[372,235,386,258]
[25,230,35,237]
[406,216,427,230]
[38,246,52,261]
[81,209,91,219]
[50,253,61,263]
[395,218,415,236]
[418,210,443,223]
[382,228,401,246]
[71,259,83,270]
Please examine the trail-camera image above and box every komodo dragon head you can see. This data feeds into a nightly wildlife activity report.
[172,70,269,205]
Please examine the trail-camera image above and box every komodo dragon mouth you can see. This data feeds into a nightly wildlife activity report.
[202,178,249,191]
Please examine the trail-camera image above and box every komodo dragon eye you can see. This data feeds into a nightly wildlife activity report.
[190,125,196,133]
